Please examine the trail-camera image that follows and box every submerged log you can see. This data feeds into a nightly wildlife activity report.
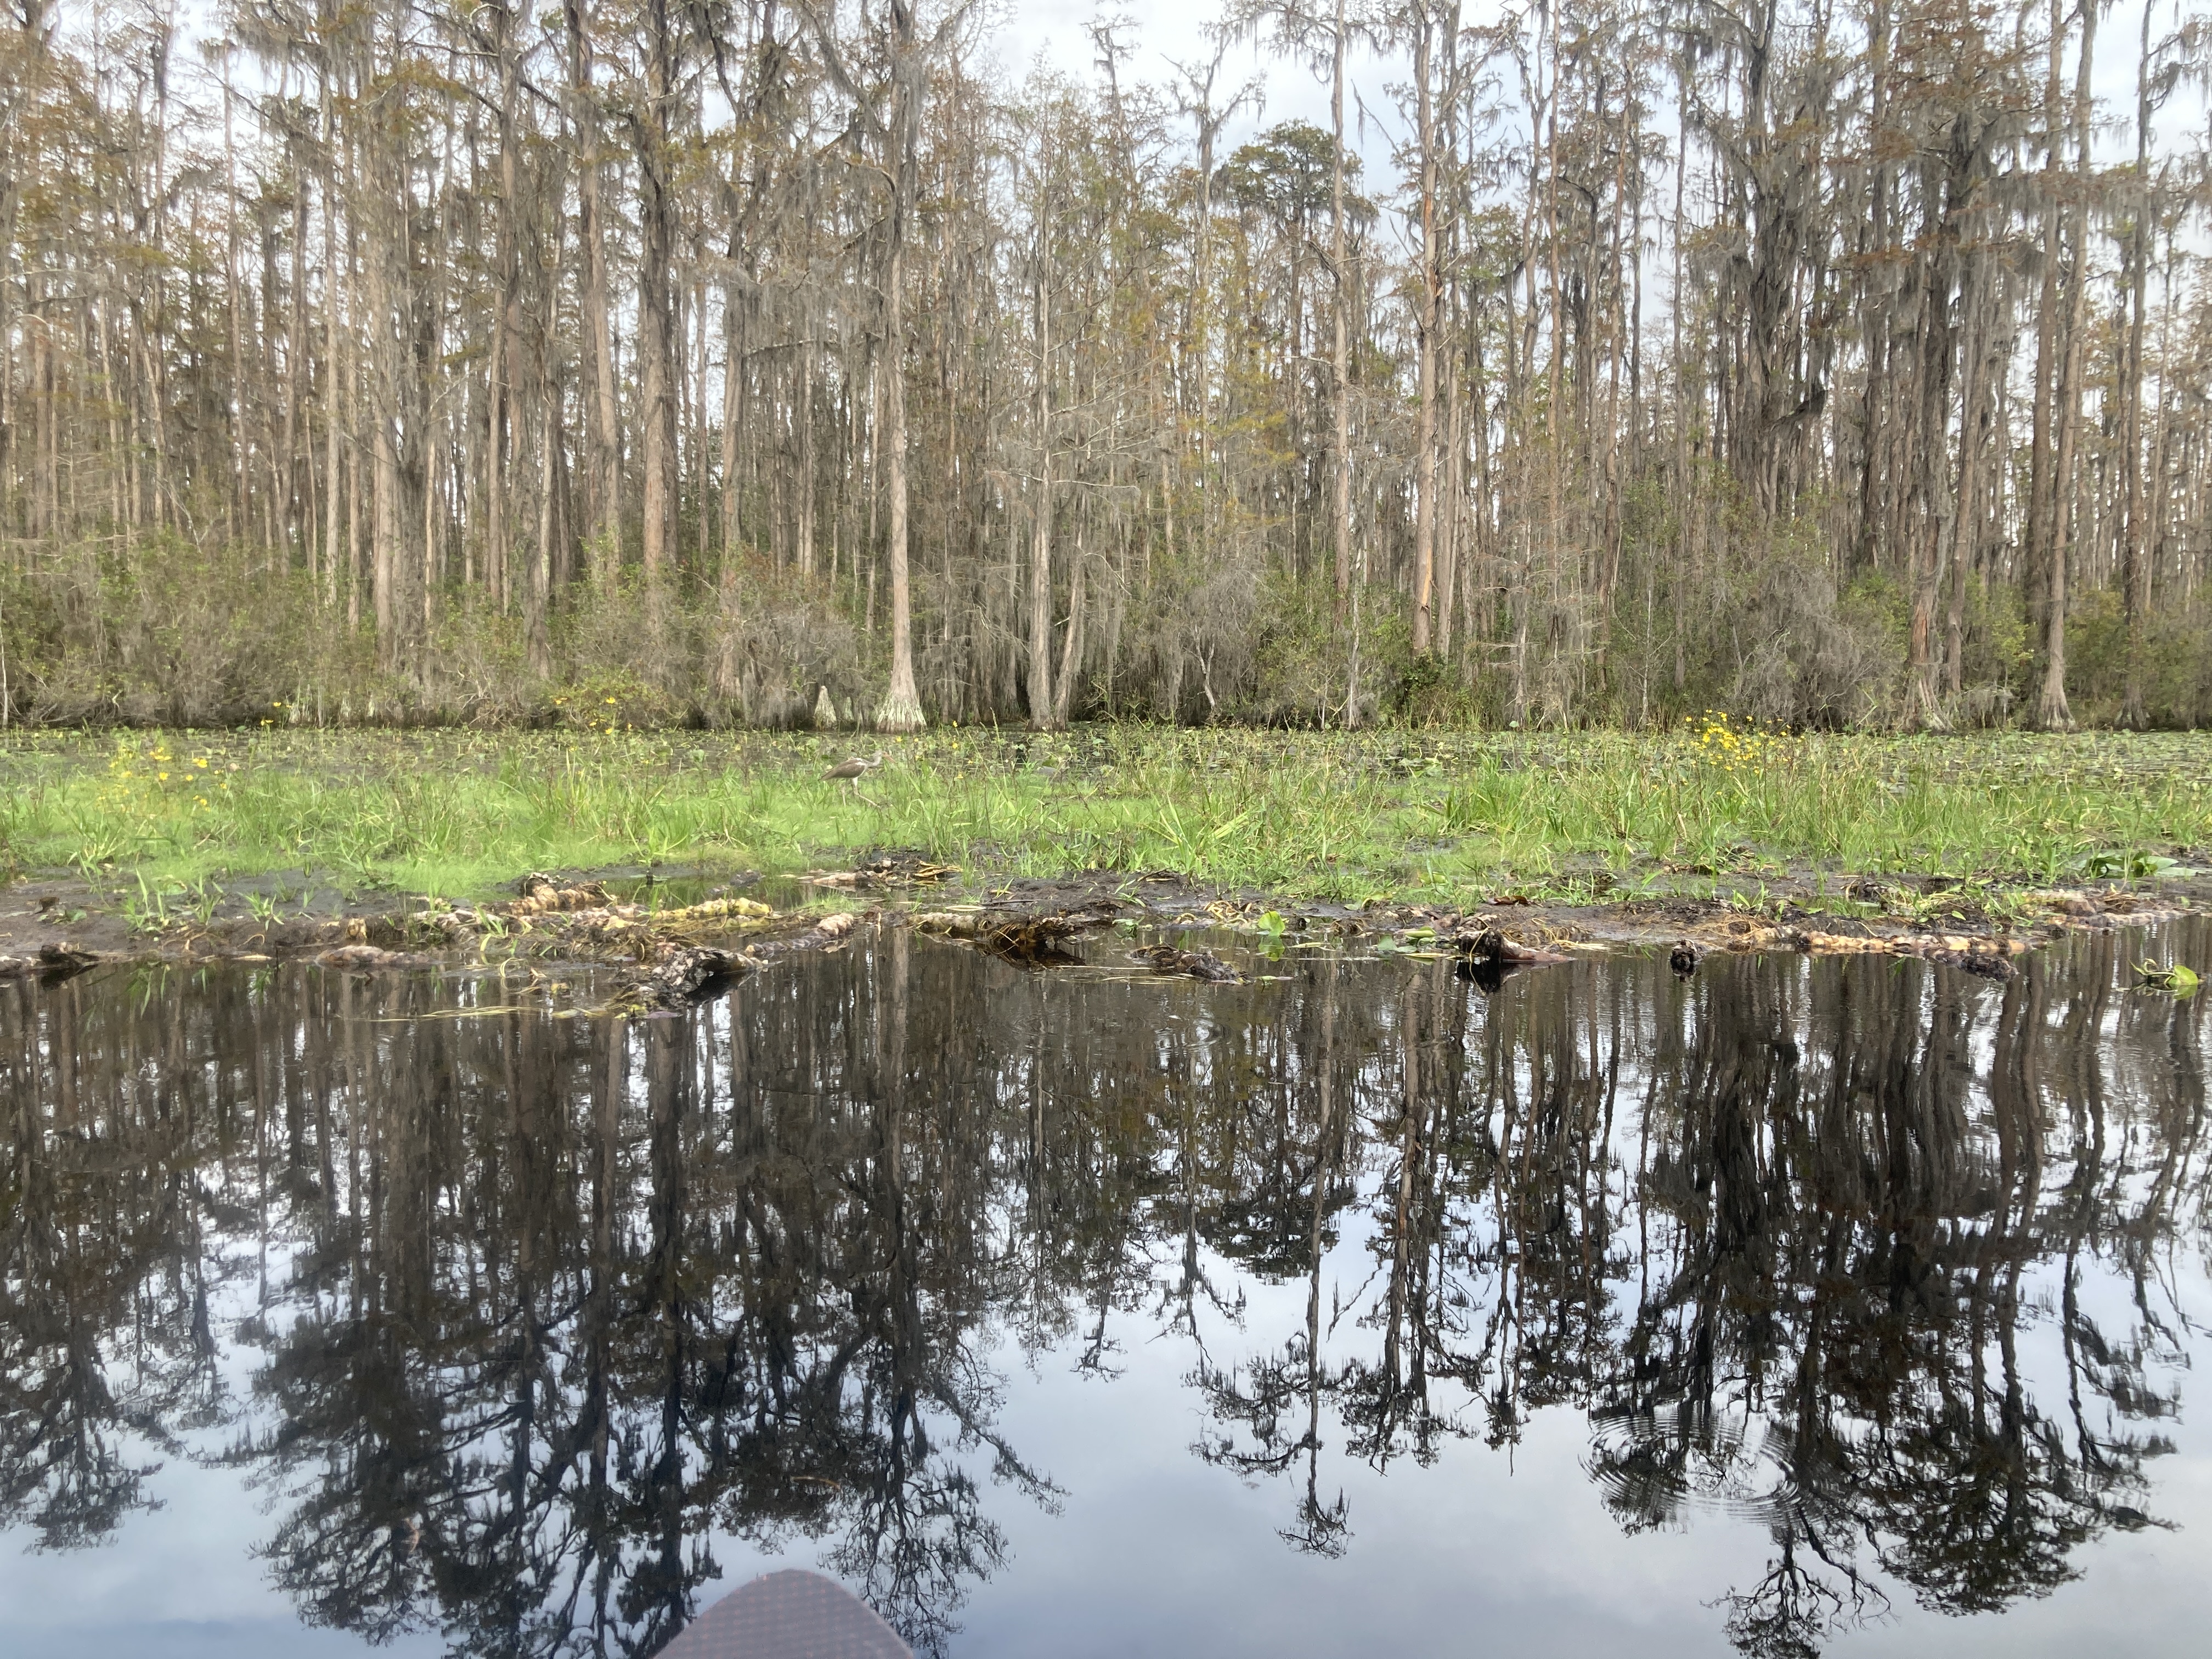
[0,941,101,981]
[317,945,437,973]
[805,854,961,890]
[620,912,865,1011]
[1927,947,2017,981]
[633,946,740,1009]
[511,873,612,913]
[1449,929,1573,967]
[1130,943,1243,983]
[913,900,1120,966]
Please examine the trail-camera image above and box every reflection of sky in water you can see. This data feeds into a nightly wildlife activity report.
[13,1361,2208,1658]
[5,923,2210,1657]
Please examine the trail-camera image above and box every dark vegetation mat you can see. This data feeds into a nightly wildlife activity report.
[4,857,2201,1004]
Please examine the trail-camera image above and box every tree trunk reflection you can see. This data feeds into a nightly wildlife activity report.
[1,925,2204,1657]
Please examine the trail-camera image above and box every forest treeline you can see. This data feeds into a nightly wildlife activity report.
[2,0,2210,731]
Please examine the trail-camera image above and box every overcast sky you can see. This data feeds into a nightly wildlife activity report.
[98,0,2211,232]
[971,0,2203,216]
[983,0,1413,178]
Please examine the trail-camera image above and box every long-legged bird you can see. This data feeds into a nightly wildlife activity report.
[824,751,886,808]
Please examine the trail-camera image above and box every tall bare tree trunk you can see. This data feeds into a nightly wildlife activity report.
[720,278,743,570]
[527,195,565,680]
[878,233,922,728]
[2119,0,2155,727]
[1051,523,1085,728]
[361,50,405,670]
[486,16,522,613]
[796,331,816,575]
[1329,0,1352,619]
[874,0,926,731]
[570,0,622,592]
[2038,0,2096,732]
[1027,249,1058,728]
[1437,340,1463,659]
[321,63,345,613]
[2024,0,2062,668]
[1946,276,1984,700]
[1410,2,1440,656]
[636,0,678,589]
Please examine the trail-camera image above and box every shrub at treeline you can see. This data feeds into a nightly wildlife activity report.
[6,4,2212,732]
[4,546,2208,731]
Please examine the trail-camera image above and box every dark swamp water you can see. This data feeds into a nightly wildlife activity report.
[4,921,2209,1659]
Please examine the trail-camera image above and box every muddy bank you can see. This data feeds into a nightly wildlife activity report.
[4,855,2204,1002]
[896,859,2205,984]
[0,870,876,1012]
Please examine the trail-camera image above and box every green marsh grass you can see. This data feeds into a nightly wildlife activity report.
[2,723,2208,909]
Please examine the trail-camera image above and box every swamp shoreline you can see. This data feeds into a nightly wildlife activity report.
[1,856,2197,996]
[5,725,2209,989]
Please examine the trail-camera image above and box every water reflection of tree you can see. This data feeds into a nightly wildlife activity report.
[0,972,225,1549]
[1185,936,2203,1656]
[2,923,2205,1658]
[3,947,1054,1657]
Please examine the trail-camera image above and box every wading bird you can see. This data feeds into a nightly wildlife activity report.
[823,751,885,783]
[823,751,886,807]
